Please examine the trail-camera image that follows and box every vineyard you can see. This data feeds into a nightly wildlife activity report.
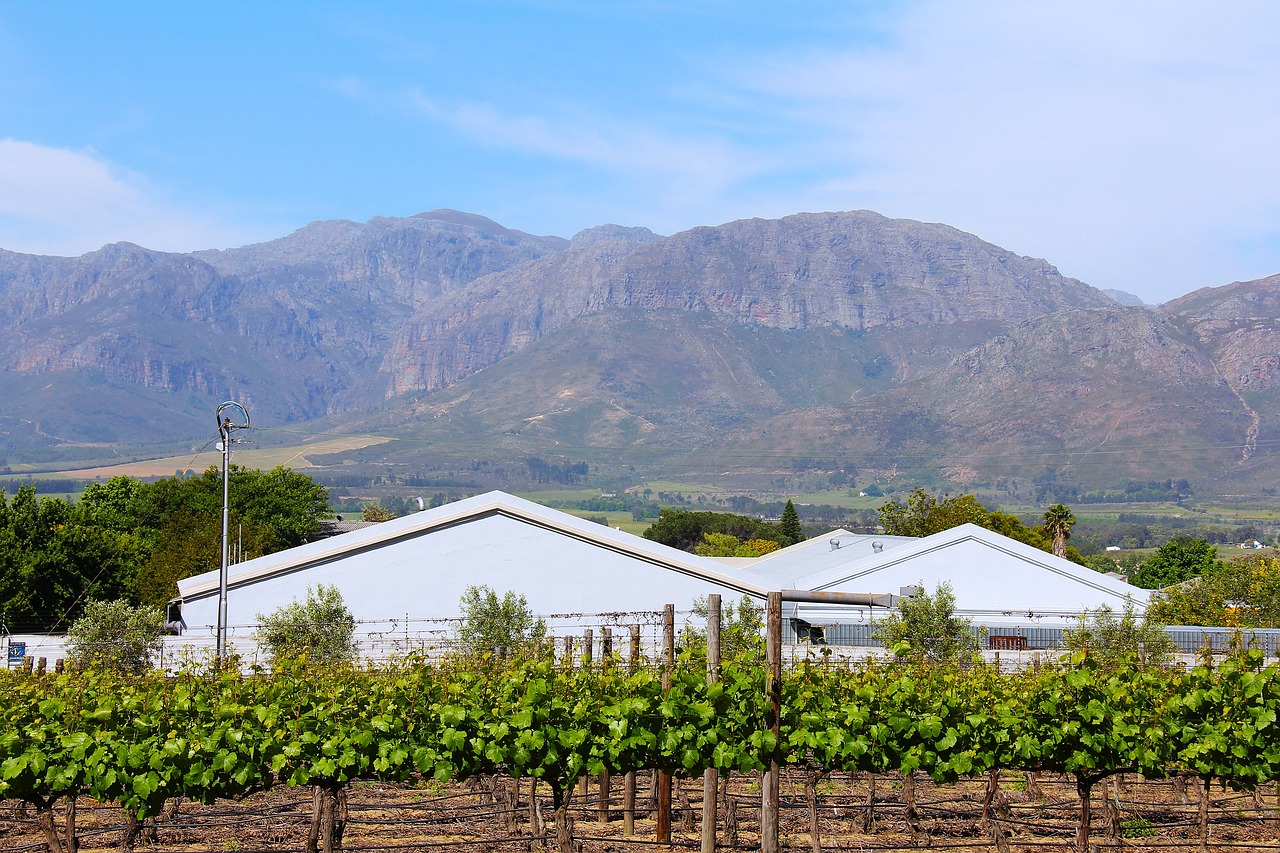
[4,621,1280,853]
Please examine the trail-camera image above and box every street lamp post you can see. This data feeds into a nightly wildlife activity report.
[215,401,250,661]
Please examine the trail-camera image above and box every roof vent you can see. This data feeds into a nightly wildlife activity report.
[829,539,841,550]
[872,541,884,553]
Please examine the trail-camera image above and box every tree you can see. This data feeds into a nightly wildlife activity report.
[457,585,546,658]
[779,500,803,545]
[694,533,782,557]
[256,584,356,665]
[643,509,784,553]
[1063,601,1176,667]
[1128,536,1221,589]
[1149,555,1280,627]
[872,582,982,662]
[361,504,396,522]
[66,598,165,674]
[1042,504,1076,558]
[878,489,1088,565]
[878,489,991,537]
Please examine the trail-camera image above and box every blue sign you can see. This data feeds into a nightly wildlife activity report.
[7,642,25,666]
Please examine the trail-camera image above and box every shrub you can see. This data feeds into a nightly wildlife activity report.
[66,598,165,674]
[457,585,546,658]
[1063,600,1176,667]
[256,584,356,665]
[873,582,983,662]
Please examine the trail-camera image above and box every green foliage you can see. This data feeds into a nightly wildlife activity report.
[361,503,396,522]
[682,595,765,661]
[878,489,1088,565]
[457,585,546,658]
[66,598,165,674]
[779,500,803,545]
[256,584,356,666]
[1129,536,1221,589]
[1062,601,1176,667]
[1149,555,1280,627]
[1042,504,1076,557]
[0,468,330,630]
[879,489,991,537]
[873,582,982,662]
[643,509,785,553]
[693,532,781,557]
[6,645,1280,848]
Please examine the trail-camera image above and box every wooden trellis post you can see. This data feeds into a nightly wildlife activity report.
[761,591,782,853]
[599,627,612,824]
[624,623,641,836]
[657,604,675,844]
[702,593,721,853]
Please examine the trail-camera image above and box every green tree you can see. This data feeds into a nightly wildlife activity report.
[1063,601,1176,667]
[879,489,1088,565]
[878,489,991,537]
[1042,504,1076,559]
[65,598,165,674]
[256,584,356,666]
[457,585,546,658]
[779,500,803,546]
[872,582,982,662]
[694,533,783,557]
[1149,555,1280,627]
[1129,536,1221,589]
[131,466,330,608]
[361,503,396,522]
[643,509,783,553]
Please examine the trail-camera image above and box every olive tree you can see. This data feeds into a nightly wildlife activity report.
[872,582,983,662]
[66,598,165,674]
[256,584,356,665]
[457,585,546,658]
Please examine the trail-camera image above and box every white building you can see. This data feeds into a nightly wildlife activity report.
[725,523,1151,646]
[170,493,1151,656]
[174,491,777,647]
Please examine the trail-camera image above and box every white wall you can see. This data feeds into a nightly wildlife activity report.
[180,513,762,631]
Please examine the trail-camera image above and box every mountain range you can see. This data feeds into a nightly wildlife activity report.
[1,209,1277,494]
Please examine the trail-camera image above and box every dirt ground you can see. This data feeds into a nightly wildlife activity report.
[3,770,1277,852]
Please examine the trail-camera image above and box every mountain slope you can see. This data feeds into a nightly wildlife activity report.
[382,210,1114,395]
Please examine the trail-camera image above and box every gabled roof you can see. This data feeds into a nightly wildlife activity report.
[795,523,1150,616]
[177,490,772,603]
[743,529,917,587]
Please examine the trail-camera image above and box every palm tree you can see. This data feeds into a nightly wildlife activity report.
[1043,504,1076,558]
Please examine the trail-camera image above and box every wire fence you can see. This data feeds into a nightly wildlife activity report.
[4,770,1280,852]
[8,605,1280,674]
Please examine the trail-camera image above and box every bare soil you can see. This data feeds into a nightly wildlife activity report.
[3,770,1276,852]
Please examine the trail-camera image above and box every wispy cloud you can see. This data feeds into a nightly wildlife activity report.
[0,139,274,256]
[723,2,1280,299]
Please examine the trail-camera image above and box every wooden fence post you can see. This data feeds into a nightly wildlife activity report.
[599,627,612,824]
[578,629,593,802]
[702,593,721,853]
[624,623,641,836]
[761,591,782,853]
[657,604,675,844]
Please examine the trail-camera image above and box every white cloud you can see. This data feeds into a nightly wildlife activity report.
[0,139,273,256]
[724,1,1280,300]
[403,90,767,208]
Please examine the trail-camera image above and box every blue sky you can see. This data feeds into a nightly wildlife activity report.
[2,1,1278,303]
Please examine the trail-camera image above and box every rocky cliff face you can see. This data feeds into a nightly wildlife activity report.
[3,208,1278,493]
[382,211,1115,395]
